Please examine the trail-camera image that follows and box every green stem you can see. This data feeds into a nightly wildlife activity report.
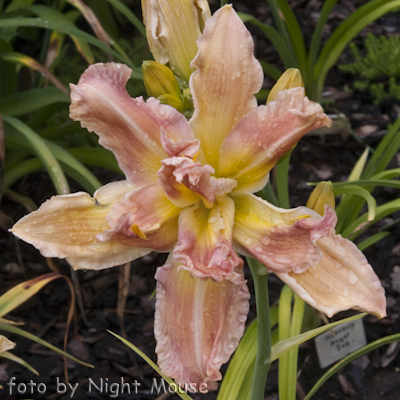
[275,153,291,209]
[247,257,271,400]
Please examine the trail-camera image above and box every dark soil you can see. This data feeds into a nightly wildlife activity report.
[1,1,400,399]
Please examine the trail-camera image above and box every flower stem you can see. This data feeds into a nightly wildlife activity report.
[247,257,272,400]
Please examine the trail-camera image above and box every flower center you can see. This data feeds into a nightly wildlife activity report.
[158,156,237,209]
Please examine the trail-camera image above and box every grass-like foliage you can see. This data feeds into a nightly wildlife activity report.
[239,0,400,102]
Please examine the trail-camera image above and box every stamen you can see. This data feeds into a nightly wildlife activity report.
[130,224,148,239]
[290,215,311,224]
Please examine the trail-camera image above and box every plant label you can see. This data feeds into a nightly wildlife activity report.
[315,318,367,368]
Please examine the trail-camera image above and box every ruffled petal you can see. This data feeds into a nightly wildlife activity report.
[160,127,200,158]
[232,194,337,274]
[70,63,194,185]
[10,181,154,270]
[158,157,201,208]
[100,182,181,239]
[97,215,179,253]
[173,196,243,282]
[219,88,332,193]
[159,157,237,208]
[154,255,250,390]
[277,234,386,318]
[189,5,263,169]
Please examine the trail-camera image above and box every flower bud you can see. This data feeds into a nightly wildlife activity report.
[141,0,211,82]
[306,181,335,216]
[267,68,304,103]
[142,60,182,98]
[158,94,185,113]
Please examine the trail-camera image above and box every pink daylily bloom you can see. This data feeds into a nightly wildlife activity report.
[11,5,386,390]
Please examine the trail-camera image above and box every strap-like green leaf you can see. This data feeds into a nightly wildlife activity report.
[6,129,102,194]
[341,198,400,239]
[0,323,93,368]
[363,117,400,178]
[334,185,376,227]
[0,17,142,78]
[259,60,282,81]
[0,38,17,97]
[104,0,145,36]
[238,12,297,68]
[268,313,366,363]
[304,333,400,400]
[108,331,194,400]
[217,308,279,400]
[276,0,308,81]
[308,0,338,72]
[0,351,39,375]
[0,273,60,318]
[313,0,400,101]
[3,115,70,195]
[3,158,42,190]
[68,147,122,174]
[0,87,69,116]
[357,231,390,251]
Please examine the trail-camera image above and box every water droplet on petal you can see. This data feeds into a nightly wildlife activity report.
[360,265,368,274]
[261,236,270,245]
[245,238,253,246]
[347,270,359,285]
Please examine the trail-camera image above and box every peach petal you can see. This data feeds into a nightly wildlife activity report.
[154,256,250,390]
[103,183,181,238]
[189,5,263,169]
[69,63,193,185]
[233,194,337,274]
[10,181,154,270]
[160,127,200,158]
[219,88,332,193]
[277,234,386,318]
[98,216,179,253]
[174,197,243,282]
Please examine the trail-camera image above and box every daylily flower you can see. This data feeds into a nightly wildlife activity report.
[11,5,385,390]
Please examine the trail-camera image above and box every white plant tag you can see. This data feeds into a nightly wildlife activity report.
[315,318,367,369]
